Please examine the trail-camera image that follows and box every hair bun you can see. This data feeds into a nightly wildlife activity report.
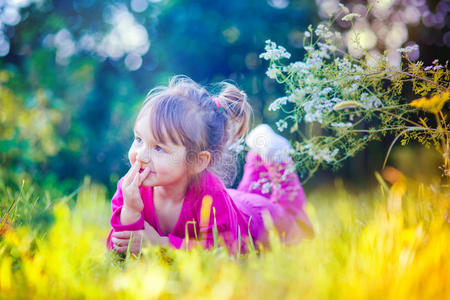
[216,83,252,145]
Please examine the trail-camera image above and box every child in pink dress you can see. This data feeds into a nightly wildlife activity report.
[107,76,313,254]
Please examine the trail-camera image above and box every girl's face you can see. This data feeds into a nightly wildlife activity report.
[128,113,189,187]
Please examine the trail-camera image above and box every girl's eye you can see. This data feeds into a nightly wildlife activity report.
[135,137,142,144]
[155,145,164,153]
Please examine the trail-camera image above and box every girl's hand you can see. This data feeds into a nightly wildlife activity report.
[122,160,151,213]
[111,222,167,253]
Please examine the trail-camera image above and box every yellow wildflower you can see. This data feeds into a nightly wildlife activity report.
[409,91,450,114]
[200,195,213,228]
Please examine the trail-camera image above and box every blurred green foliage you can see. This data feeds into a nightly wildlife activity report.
[0,0,317,193]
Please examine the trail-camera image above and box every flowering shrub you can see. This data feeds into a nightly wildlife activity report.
[260,10,449,181]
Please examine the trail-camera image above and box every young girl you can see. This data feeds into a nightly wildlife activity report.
[106,76,313,254]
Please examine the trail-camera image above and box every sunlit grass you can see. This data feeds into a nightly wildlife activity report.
[1,176,449,299]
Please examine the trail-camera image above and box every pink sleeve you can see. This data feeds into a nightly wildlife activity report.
[168,234,184,248]
[106,177,144,249]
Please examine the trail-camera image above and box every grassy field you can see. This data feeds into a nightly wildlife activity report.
[0,175,449,299]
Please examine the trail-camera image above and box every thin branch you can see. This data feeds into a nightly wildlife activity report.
[382,127,430,169]
[363,70,449,91]
[373,108,423,128]
[397,71,449,91]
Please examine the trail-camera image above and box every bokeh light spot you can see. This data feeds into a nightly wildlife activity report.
[267,0,289,9]
[222,26,240,44]
[131,0,148,12]
[124,53,143,71]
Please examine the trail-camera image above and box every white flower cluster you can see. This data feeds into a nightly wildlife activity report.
[360,93,382,108]
[283,62,310,75]
[249,176,272,194]
[263,35,383,131]
[330,122,353,127]
[275,119,288,132]
[306,51,324,69]
[302,95,340,123]
[287,89,305,103]
[397,44,419,54]
[266,66,280,79]
[279,164,296,182]
[342,83,359,95]
[341,13,361,22]
[261,182,272,194]
[317,42,337,58]
[259,40,291,60]
[335,57,364,75]
[268,96,288,111]
[314,24,341,40]
[304,144,339,163]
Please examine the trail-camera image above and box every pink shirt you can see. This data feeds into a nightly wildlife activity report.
[106,171,261,252]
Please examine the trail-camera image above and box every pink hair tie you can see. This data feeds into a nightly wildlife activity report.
[214,97,223,111]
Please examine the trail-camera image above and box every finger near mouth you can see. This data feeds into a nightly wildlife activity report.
[139,168,154,175]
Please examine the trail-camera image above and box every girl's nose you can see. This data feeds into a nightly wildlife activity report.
[136,147,151,163]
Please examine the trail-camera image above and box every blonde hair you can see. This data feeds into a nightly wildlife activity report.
[136,75,252,188]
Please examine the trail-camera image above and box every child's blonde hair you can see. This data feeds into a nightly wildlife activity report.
[136,75,252,188]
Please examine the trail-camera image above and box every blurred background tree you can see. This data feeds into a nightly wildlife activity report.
[0,0,448,195]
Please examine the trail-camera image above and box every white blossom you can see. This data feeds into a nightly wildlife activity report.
[249,181,260,191]
[276,119,288,132]
[284,61,310,74]
[261,182,272,194]
[288,89,305,103]
[268,96,288,111]
[305,51,324,69]
[304,31,311,38]
[249,173,270,191]
[341,13,361,22]
[396,44,419,54]
[343,83,359,95]
[330,97,343,103]
[361,92,382,108]
[318,42,336,58]
[315,24,335,40]
[280,164,296,181]
[303,101,324,123]
[330,122,353,127]
[319,87,333,96]
[259,40,291,60]
[304,144,339,163]
[266,66,279,79]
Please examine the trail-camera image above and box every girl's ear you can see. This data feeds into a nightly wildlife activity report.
[192,151,211,174]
